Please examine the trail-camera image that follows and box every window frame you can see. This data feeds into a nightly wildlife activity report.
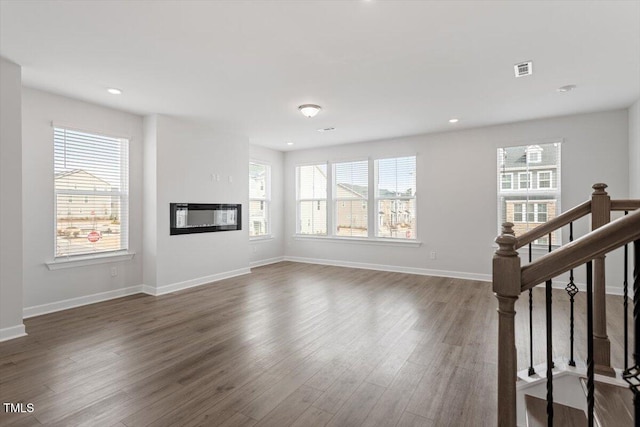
[518,172,532,189]
[374,156,417,240]
[249,161,272,239]
[295,162,328,236]
[333,159,369,238]
[53,125,130,260]
[537,170,553,189]
[497,141,562,248]
[294,155,419,243]
[500,173,513,190]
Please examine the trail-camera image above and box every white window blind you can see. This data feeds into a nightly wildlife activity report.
[375,156,417,239]
[54,127,129,257]
[334,160,368,237]
[249,162,270,237]
[296,163,327,235]
[497,142,561,246]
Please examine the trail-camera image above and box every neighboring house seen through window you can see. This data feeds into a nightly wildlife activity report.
[375,157,416,239]
[295,156,417,241]
[296,163,328,235]
[334,160,368,237]
[498,142,561,246]
[54,127,129,257]
[249,162,271,237]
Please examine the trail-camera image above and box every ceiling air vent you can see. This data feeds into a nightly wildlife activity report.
[514,61,533,78]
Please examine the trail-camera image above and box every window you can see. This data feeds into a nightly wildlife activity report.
[334,160,368,237]
[498,142,561,246]
[375,156,416,239]
[296,163,327,235]
[526,145,542,163]
[295,156,418,241]
[500,173,513,190]
[513,204,523,222]
[518,172,531,189]
[54,127,129,257]
[249,162,270,237]
[537,171,552,189]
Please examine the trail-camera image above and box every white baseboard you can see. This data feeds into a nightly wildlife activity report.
[23,285,145,318]
[283,256,492,282]
[0,324,27,342]
[144,267,251,296]
[23,267,252,319]
[250,256,285,269]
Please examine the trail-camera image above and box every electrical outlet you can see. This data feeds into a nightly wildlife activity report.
[252,246,257,253]
[430,251,437,260]
[110,267,117,277]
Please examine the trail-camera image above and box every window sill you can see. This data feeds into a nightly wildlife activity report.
[250,235,274,242]
[46,251,136,270]
[293,234,422,247]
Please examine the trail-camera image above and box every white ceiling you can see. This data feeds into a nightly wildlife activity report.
[1,0,639,151]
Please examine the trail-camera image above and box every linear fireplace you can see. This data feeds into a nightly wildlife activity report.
[170,203,242,235]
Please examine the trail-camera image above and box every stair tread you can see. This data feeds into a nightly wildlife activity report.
[525,395,586,427]
[580,378,634,427]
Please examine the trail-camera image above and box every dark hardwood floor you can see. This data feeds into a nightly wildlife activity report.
[0,262,631,426]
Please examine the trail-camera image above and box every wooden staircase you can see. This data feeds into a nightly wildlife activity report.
[525,379,633,426]
[492,183,640,426]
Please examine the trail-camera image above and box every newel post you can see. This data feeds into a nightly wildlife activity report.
[494,223,521,427]
[591,183,615,376]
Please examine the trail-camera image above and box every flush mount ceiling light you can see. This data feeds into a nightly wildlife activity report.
[317,127,335,132]
[107,88,122,95]
[298,104,322,118]
[557,84,577,92]
[448,118,459,123]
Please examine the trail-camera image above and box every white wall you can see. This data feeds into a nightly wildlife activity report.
[143,115,250,292]
[142,115,158,288]
[630,100,640,199]
[21,88,144,312]
[284,109,630,291]
[249,144,285,266]
[0,57,25,340]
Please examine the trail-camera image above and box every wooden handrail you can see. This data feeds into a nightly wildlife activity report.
[521,208,640,291]
[611,199,640,211]
[515,200,592,249]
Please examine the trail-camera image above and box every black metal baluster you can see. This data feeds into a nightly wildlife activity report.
[566,222,578,367]
[529,242,536,376]
[546,278,554,426]
[624,211,629,370]
[586,261,594,427]
[548,234,555,369]
[623,240,640,424]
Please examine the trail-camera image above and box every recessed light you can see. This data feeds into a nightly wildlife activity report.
[107,88,122,95]
[557,84,577,92]
[317,127,335,132]
[286,142,294,146]
[448,118,459,123]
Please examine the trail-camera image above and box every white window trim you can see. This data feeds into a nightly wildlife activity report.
[537,170,553,190]
[53,126,130,259]
[293,234,421,247]
[518,172,532,189]
[47,250,135,270]
[500,173,513,190]
[296,163,329,236]
[526,145,542,163]
[333,159,369,238]
[249,161,272,240]
[295,156,418,242]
